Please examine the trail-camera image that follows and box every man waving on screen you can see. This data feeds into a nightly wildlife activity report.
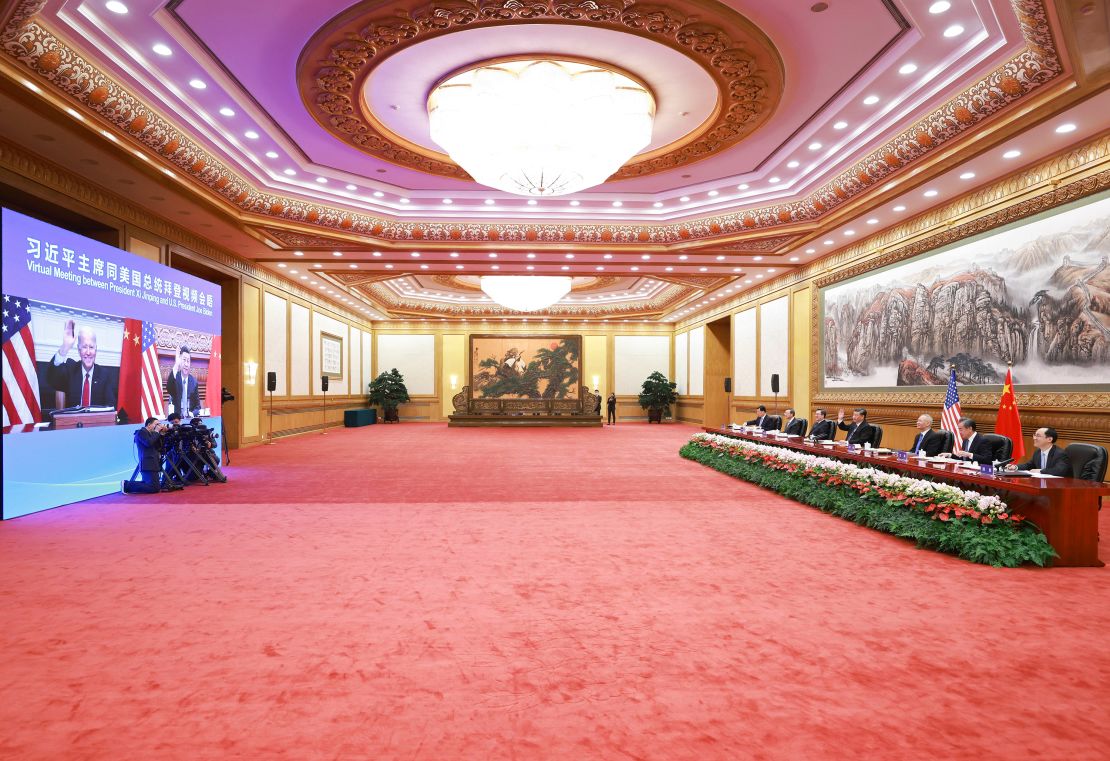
[165,345,201,419]
[47,318,118,408]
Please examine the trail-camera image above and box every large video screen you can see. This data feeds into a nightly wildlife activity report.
[2,208,222,518]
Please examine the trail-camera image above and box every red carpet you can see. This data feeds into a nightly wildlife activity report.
[2,423,1108,759]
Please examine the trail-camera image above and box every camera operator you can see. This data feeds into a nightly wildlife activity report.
[129,417,178,493]
[190,417,228,483]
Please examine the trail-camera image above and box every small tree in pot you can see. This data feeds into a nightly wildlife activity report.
[637,370,678,423]
[367,368,410,423]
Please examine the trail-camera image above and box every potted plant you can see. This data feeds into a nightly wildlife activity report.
[637,370,678,424]
[367,368,410,423]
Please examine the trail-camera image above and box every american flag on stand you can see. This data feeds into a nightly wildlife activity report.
[940,368,962,454]
[138,321,165,420]
[2,294,43,429]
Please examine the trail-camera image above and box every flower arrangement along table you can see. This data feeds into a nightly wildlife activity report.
[681,432,1056,567]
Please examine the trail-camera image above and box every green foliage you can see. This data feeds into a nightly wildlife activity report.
[638,370,678,411]
[679,441,1057,568]
[367,368,410,411]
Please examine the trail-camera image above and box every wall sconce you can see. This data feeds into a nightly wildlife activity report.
[592,374,600,391]
[449,374,458,390]
[244,361,258,386]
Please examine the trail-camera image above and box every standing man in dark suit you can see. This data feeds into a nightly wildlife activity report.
[908,414,946,457]
[1009,427,1071,476]
[836,408,876,446]
[165,346,201,419]
[951,418,995,464]
[47,319,118,407]
[783,408,805,436]
[809,408,836,441]
[746,405,775,430]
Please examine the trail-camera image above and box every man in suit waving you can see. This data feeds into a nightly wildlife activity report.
[837,407,876,446]
[908,414,946,457]
[165,345,201,419]
[47,319,119,407]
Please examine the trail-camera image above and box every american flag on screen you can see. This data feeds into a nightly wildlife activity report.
[2,294,43,428]
[139,321,165,420]
[940,368,962,454]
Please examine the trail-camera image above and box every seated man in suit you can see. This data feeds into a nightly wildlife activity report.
[782,408,805,436]
[908,414,946,457]
[836,407,876,446]
[165,346,201,419]
[809,408,836,441]
[746,405,776,431]
[951,418,995,464]
[47,319,119,407]
[1008,427,1071,476]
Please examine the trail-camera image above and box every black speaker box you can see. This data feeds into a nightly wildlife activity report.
[724,377,732,393]
[266,371,277,392]
[321,375,329,392]
[770,373,780,393]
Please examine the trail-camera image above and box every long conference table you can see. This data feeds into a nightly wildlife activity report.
[703,427,1110,567]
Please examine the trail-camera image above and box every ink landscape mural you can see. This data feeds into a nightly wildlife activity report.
[822,196,1110,389]
[470,335,581,399]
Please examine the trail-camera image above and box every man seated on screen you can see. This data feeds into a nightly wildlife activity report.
[908,414,946,457]
[809,408,836,441]
[47,319,118,407]
[1007,427,1071,476]
[950,418,995,464]
[165,346,201,419]
[782,408,805,436]
[745,405,776,431]
[836,407,875,446]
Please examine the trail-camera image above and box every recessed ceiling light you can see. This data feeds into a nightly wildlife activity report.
[152,43,172,56]
[294,251,304,256]
[596,266,605,271]
[372,252,381,257]
[929,1,951,12]
[844,229,856,236]
[923,189,938,197]
[526,265,534,270]
[349,264,358,269]
[277,262,286,268]
[833,121,848,130]
[899,63,918,75]
[753,256,763,261]
[737,183,749,190]
[642,254,651,260]
[315,177,327,184]
[487,253,498,258]
[893,205,906,212]
[345,184,357,191]
[680,196,690,202]
[313,264,321,268]
[789,256,799,262]
[652,201,663,208]
[678,255,688,260]
[866,218,879,225]
[485,199,495,205]
[745,279,752,284]
[283,168,296,176]
[399,198,410,204]
[564,253,575,259]
[420,264,429,269]
[699,267,707,272]
[188,79,207,90]
[769,176,781,183]
[665,266,674,271]
[786,161,800,168]
[449,252,459,258]
[1002,149,1021,159]
[756,274,764,279]
[456,265,464,270]
[603,254,612,259]
[527,253,536,259]
[560,265,570,271]
[823,239,834,245]
[264,151,279,159]
[806,248,816,254]
[1055,123,1077,134]
[385,264,393,269]
[442,199,452,204]
[768,269,776,273]
[943,24,964,37]
[569,200,580,206]
[106,1,128,14]
[244,130,259,140]
[491,265,500,270]
[863,95,880,105]
[373,191,384,198]
[612,201,622,207]
[332,251,342,256]
[410,252,420,257]
[707,190,719,197]
[716,255,725,260]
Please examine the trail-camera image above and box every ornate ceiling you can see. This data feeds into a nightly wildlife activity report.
[1,0,1107,322]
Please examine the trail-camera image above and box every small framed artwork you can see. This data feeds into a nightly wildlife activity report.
[321,332,343,379]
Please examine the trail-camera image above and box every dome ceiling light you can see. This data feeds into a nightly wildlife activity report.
[479,276,573,312]
[428,58,655,196]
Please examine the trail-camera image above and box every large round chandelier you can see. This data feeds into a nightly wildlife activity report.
[479,276,573,312]
[428,58,655,196]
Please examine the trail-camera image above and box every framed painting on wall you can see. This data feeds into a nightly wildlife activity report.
[818,193,1110,392]
[320,331,343,379]
[469,335,582,399]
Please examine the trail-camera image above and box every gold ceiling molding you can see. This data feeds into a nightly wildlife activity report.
[0,0,1065,247]
[298,0,783,180]
[0,133,381,326]
[424,273,620,292]
[712,234,801,252]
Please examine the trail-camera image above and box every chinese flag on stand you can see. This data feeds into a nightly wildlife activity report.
[995,366,1025,462]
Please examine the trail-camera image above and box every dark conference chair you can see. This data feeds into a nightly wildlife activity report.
[869,425,883,448]
[1064,443,1108,482]
[794,418,809,437]
[767,415,782,432]
[938,430,956,454]
[980,433,1013,463]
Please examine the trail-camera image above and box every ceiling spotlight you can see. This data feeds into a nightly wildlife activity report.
[442,198,453,204]
[699,267,708,272]
[569,200,580,206]
[244,131,259,140]
[603,254,612,259]
[527,253,536,259]
[349,264,358,269]
[449,252,459,258]
[488,253,498,258]
[753,256,763,261]
[188,79,207,90]
[152,43,172,56]
[680,196,690,202]
[707,190,719,197]
[929,1,951,12]
[1055,123,1077,134]
[265,151,278,159]
[315,177,327,184]
[641,254,651,260]
[565,254,575,259]
[218,107,235,117]
[653,201,663,208]
[893,205,906,212]
[863,95,880,105]
[665,266,674,271]
[277,263,286,268]
[106,1,128,13]
[283,168,296,176]
[823,239,834,245]
[716,255,725,261]
[833,121,848,129]
[596,266,605,271]
[789,256,799,262]
[1002,149,1021,159]
[410,252,420,257]
[485,199,495,205]
[844,230,856,236]
[808,142,822,150]
[333,251,343,256]
[806,248,815,253]
[736,183,749,190]
[385,264,394,269]
[399,198,410,204]
[899,63,918,74]
[345,184,357,191]
[769,176,781,183]
[374,191,384,198]
[943,24,964,37]
[923,189,938,197]
[456,265,465,270]
[612,201,622,207]
[786,161,800,168]
[678,255,688,260]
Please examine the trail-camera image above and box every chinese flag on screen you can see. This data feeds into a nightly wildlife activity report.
[995,367,1025,462]
[117,317,144,423]
[207,335,222,416]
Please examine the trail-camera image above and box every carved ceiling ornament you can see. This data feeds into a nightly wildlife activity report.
[297,0,784,181]
[0,0,1064,247]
